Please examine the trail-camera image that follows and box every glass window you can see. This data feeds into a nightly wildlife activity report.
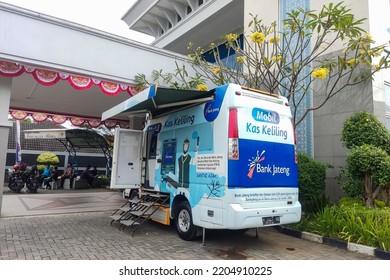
[202,34,244,69]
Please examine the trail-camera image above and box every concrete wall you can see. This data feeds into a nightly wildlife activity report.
[244,0,279,33]
[313,67,374,202]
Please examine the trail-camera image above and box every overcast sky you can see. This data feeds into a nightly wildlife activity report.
[1,0,154,43]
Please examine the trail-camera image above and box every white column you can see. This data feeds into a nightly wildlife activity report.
[0,76,12,217]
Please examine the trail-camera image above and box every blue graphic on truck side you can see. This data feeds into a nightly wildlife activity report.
[204,84,228,122]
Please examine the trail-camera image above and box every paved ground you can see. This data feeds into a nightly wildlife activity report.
[1,187,124,217]
[0,187,378,260]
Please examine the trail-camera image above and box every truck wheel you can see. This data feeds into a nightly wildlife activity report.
[175,201,197,241]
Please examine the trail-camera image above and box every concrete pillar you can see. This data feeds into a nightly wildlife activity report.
[0,76,12,217]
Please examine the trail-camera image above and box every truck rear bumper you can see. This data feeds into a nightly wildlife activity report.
[226,201,301,229]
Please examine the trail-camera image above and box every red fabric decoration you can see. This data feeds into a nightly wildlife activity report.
[10,110,28,120]
[67,75,93,90]
[52,115,68,124]
[9,109,129,129]
[0,61,24,77]
[69,117,85,126]
[99,81,122,96]
[104,120,118,128]
[87,119,102,128]
[31,69,61,86]
[31,113,48,122]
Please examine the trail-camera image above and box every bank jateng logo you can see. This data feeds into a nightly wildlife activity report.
[247,150,290,178]
[247,150,265,178]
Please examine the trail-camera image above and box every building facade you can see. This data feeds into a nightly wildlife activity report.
[124,0,390,201]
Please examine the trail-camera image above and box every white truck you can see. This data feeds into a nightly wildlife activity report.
[103,83,301,240]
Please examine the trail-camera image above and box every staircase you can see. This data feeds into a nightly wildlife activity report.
[110,188,170,236]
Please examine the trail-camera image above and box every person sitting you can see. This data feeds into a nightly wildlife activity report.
[60,163,75,189]
[39,164,52,186]
[81,164,95,187]
[43,166,60,189]
[90,166,98,176]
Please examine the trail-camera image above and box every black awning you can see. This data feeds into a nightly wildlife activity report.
[102,85,215,120]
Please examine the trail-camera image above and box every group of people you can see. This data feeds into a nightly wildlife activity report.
[39,164,60,189]
[38,163,98,189]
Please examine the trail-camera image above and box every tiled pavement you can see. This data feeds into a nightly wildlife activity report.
[0,188,379,260]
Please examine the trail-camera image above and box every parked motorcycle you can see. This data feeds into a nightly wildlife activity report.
[8,163,41,193]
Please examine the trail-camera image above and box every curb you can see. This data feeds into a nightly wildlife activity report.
[276,226,390,260]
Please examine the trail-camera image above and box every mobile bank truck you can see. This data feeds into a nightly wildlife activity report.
[102,83,301,240]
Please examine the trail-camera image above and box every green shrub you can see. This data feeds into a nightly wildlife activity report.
[347,144,390,186]
[97,175,110,186]
[36,152,59,165]
[298,153,330,213]
[341,112,390,207]
[337,167,365,199]
[341,179,365,199]
[341,111,390,154]
[338,197,365,208]
[346,144,390,207]
[36,152,60,172]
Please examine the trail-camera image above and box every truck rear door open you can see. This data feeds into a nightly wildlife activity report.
[110,128,143,189]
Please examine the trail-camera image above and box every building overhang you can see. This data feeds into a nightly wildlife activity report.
[0,2,203,126]
[122,0,244,54]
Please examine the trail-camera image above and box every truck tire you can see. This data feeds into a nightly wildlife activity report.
[175,201,197,241]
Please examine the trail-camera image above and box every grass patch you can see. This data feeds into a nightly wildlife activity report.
[289,198,390,251]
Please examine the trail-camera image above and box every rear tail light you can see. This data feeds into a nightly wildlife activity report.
[228,108,239,160]
[291,120,298,163]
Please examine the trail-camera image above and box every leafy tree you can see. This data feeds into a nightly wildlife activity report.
[135,2,390,127]
[341,111,390,207]
[341,111,390,154]
[36,152,59,168]
[346,144,390,207]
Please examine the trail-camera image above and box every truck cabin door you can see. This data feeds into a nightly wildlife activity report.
[144,129,158,189]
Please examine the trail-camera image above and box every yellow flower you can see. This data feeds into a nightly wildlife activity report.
[311,68,329,80]
[346,58,357,67]
[271,55,283,61]
[236,56,245,63]
[250,32,266,44]
[373,47,384,57]
[363,33,372,40]
[197,84,208,91]
[212,66,221,74]
[269,37,280,43]
[226,33,238,42]
[371,63,380,70]
[188,54,197,61]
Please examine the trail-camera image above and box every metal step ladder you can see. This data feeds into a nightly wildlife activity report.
[110,189,170,236]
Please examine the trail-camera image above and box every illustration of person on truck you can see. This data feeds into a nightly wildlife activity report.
[178,136,199,188]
